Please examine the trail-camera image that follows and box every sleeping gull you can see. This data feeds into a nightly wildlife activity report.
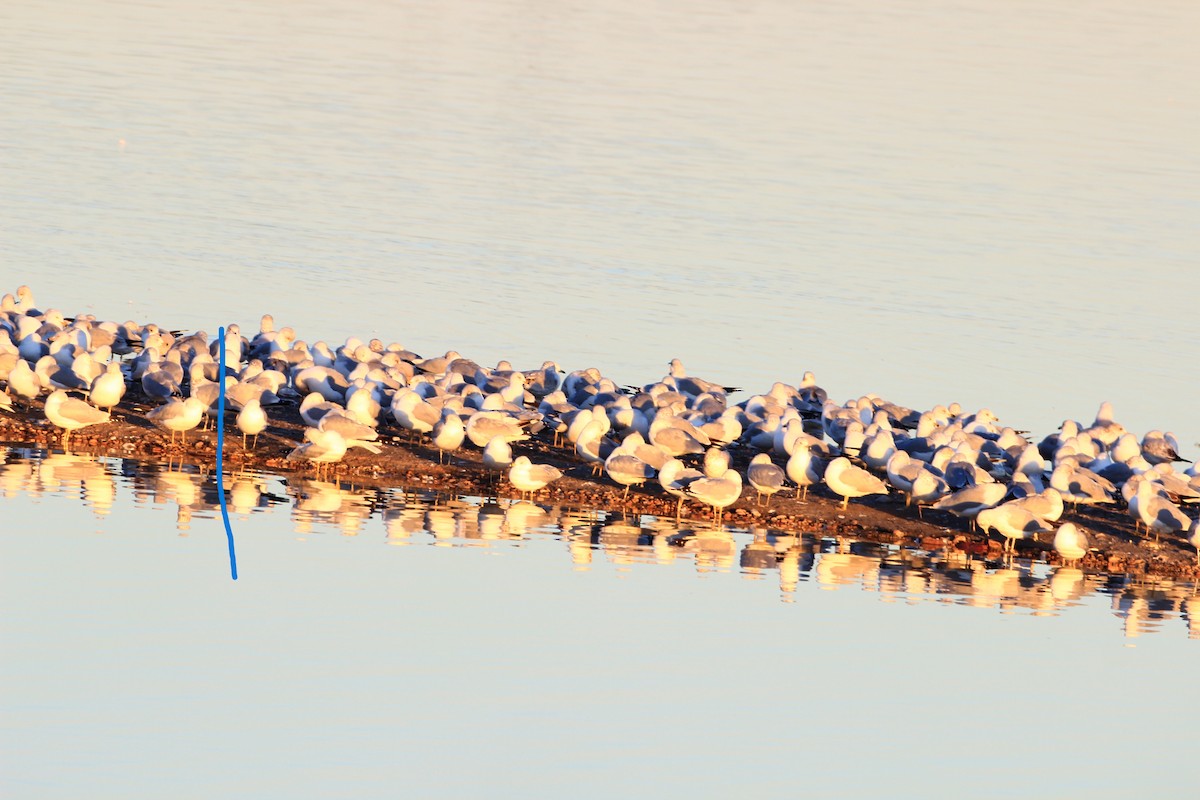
[287,427,381,479]
[823,456,887,509]
[508,456,563,500]
[684,468,743,525]
[976,504,1054,552]
[931,483,1007,528]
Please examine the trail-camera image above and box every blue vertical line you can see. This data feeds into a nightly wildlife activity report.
[217,326,239,580]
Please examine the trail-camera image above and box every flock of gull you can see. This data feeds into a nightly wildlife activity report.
[3,285,1200,565]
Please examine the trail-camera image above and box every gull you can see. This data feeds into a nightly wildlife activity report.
[684,468,743,525]
[574,419,610,476]
[746,453,786,508]
[977,504,1054,552]
[1049,463,1115,507]
[522,360,563,398]
[823,456,887,509]
[1146,464,1200,503]
[1135,478,1192,542]
[146,396,206,446]
[508,456,563,500]
[604,451,656,504]
[188,368,229,429]
[1085,401,1127,447]
[44,389,110,449]
[658,457,704,520]
[141,363,182,402]
[885,451,947,514]
[294,365,349,402]
[1007,488,1064,523]
[617,432,670,471]
[465,410,530,448]
[703,446,731,478]
[431,408,465,464]
[908,469,950,516]
[1142,430,1190,465]
[317,411,379,444]
[482,438,514,482]
[236,397,268,450]
[649,414,707,457]
[861,429,896,472]
[662,358,741,397]
[87,362,126,413]
[0,390,11,413]
[299,392,342,427]
[7,358,42,403]
[344,386,382,427]
[931,483,1007,528]
[286,427,381,479]
[36,354,87,391]
[885,451,924,505]
[1188,519,1200,566]
[785,440,826,500]
[1053,522,1089,566]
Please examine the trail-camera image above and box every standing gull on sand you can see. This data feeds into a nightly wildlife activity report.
[44,389,110,448]
[823,457,887,509]
[508,456,563,500]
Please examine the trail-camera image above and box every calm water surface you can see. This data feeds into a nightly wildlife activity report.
[3,0,1200,796]
[2,449,1198,797]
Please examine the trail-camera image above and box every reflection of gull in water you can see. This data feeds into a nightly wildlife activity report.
[504,501,554,536]
[816,550,877,590]
[1049,567,1086,603]
[674,527,737,572]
